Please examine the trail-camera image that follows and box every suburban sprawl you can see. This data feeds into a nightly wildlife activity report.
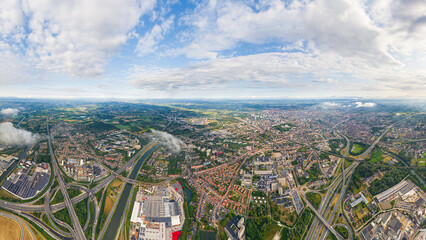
[0,99,424,240]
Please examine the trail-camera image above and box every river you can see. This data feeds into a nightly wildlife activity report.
[103,146,158,240]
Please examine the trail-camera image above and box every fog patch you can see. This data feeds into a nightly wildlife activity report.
[151,130,183,153]
[0,122,40,146]
[1,108,20,117]
[355,102,376,108]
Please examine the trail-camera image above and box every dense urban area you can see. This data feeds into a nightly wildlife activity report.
[0,99,424,240]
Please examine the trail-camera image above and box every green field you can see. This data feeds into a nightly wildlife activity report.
[199,230,216,240]
[335,226,349,239]
[350,143,367,155]
[344,159,352,168]
[369,150,384,163]
[114,124,130,130]
[416,158,426,166]
[306,192,322,209]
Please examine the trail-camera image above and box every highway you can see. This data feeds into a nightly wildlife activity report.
[44,187,74,238]
[306,117,405,240]
[0,210,36,240]
[305,134,351,240]
[47,120,86,240]
[0,118,157,240]
[0,142,157,215]
[317,134,351,240]
[304,198,345,240]
[22,211,72,240]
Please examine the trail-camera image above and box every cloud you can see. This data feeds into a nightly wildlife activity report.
[0,122,40,146]
[129,49,426,98]
[1,0,426,99]
[314,78,339,84]
[179,0,398,65]
[355,102,377,108]
[0,48,51,86]
[1,108,19,116]
[130,51,344,90]
[322,102,341,107]
[0,0,156,78]
[136,16,174,56]
[151,130,183,153]
[127,0,426,98]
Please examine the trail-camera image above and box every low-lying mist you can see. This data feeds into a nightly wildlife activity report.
[0,122,40,146]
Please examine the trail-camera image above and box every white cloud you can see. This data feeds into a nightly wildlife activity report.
[151,130,183,153]
[314,78,339,84]
[0,0,425,99]
[0,0,156,78]
[0,0,24,40]
[127,0,426,98]
[355,102,377,108]
[130,50,426,98]
[0,48,51,85]
[136,16,174,56]
[131,51,341,90]
[322,102,341,107]
[1,108,19,116]
[179,0,398,65]
[0,122,39,146]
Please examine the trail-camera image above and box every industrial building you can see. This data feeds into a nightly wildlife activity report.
[130,185,185,240]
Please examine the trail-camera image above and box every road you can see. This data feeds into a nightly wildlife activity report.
[47,120,86,240]
[44,187,74,238]
[0,210,34,240]
[333,223,353,240]
[0,142,157,215]
[304,198,345,240]
[212,152,252,221]
[0,122,156,239]
[317,134,351,240]
[305,133,350,240]
[306,118,405,240]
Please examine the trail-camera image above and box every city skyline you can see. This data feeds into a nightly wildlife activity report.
[0,0,425,99]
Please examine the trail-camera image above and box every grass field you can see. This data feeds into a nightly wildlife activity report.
[369,150,385,163]
[114,124,130,130]
[0,189,19,201]
[344,159,352,168]
[265,223,280,240]
[198,230,216,240]
[350,143,366,155]
[352,184,365,194]
[335,226,349,239]
[306,192,322,209]
[229,191,241,202]
[416,158,426,166]
[104,178,123,214]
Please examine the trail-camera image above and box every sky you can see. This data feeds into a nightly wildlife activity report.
[0,0,425,99]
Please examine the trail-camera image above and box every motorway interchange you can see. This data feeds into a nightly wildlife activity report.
[0,120,157,240]
[303,119,405,240]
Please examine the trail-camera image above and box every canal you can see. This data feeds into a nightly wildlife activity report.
[103,145,158,240]
[184,185,192,203]
[0,145,31,184]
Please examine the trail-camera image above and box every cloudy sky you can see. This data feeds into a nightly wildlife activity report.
[0,0,425,99]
